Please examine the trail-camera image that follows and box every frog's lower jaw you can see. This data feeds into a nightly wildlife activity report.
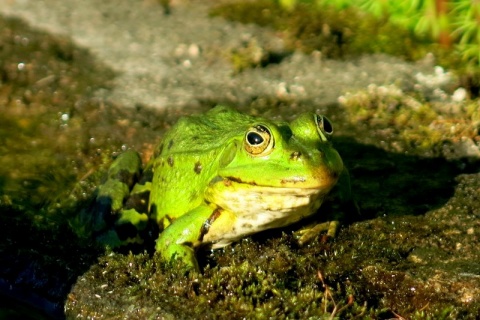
[202,181,329,248]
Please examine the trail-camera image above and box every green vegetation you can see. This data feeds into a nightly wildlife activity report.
[277,0,480,67]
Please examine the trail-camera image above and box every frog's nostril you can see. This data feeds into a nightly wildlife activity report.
[290,151,301,161]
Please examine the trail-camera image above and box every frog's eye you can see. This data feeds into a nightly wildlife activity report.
[244,125,274,156]
[315,114,333,141]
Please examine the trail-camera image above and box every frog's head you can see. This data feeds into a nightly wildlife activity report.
[215,112,343,191]
[203,112,344,240]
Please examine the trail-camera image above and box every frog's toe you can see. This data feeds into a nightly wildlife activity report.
[295,220,339,246]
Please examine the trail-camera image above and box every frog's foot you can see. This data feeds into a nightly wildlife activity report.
[156,235,200,272]
[295,220,339,246]
[154,205,216,272]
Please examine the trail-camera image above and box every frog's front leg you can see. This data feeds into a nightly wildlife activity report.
[156,205,217,272]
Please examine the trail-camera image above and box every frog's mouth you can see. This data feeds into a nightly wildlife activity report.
[213,172,339,189]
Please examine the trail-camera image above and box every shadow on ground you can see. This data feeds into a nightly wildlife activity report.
[335,137,474,220]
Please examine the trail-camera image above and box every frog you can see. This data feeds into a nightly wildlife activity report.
[93,106,349,271]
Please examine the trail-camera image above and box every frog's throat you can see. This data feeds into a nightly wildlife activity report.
[203,180,330,248]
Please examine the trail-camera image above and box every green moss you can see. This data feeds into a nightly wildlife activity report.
[65,241,371,318]
[338,84,480,156]
[229,38,268,73]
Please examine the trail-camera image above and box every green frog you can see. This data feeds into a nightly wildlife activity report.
[94,106,348,271]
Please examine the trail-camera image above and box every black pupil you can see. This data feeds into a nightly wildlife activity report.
[247,132,264,145]
[321,117,333,134]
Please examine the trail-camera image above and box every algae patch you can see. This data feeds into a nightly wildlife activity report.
[339,81,480,160]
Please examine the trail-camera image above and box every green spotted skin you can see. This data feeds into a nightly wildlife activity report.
[95,106,347,271]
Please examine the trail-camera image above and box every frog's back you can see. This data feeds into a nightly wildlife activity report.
[158,106,261,156]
